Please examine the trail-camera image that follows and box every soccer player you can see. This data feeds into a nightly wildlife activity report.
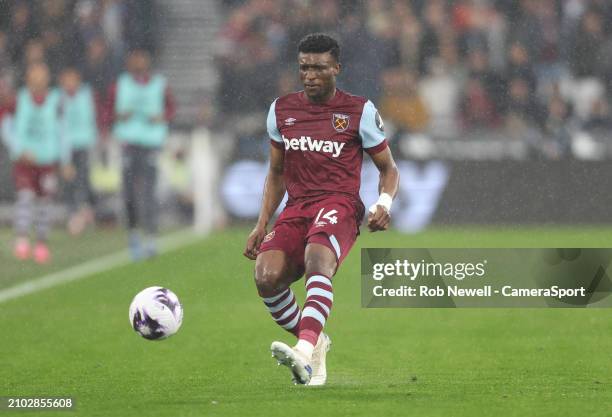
[244,34,399,385]
[59,67,98,235]
[9,63,65,263]
[108,49,175,260]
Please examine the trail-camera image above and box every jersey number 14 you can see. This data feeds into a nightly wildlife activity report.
[314,208,339,225]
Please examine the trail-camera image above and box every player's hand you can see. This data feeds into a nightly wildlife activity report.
[244,224,267,260]
[367,205,390,232]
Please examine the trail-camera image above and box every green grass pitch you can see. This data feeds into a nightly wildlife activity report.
[1,227,611,416]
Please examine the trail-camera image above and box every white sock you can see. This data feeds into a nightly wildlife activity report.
[295,339,315,360]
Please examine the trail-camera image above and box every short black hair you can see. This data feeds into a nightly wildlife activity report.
[298,33,340,62]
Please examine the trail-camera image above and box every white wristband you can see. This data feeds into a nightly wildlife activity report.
[369,192,393,214]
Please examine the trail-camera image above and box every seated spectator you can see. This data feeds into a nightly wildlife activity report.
[504,76,545,133]
[460,75,500,130]
[569,7,606,79]
[542,91,573,158]
[505,41,536,91]
[465,48,505,111]
[419,57,460,138]
[379,68,429,134]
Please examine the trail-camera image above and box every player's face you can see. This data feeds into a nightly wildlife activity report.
[128,51,151,75]
[60,71,81,94]
[27,65,49,93]
[298,52,340,103]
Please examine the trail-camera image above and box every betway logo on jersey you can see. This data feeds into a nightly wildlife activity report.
[282,135,345,158]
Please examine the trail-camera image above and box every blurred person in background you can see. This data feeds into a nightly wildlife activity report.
[108,49,175,260]
[18,38,46,85]
[460,75,500,131]
[379,68,430,135]
[81,36,117,132]
[340,11,387,102]
[0,31,11,71]
[465,48,505,111]
[566,7,607,122]
[75,0,103,52]
[504,76,544,127]
[100,0,126,68]
[38,0,74,77]
[417,0,450,76]
[59,67,98,235]
[504,41,536,92]
[8,63,65,264]
[542,89,573,158]
[7,1,37,65]
[0,73,15,148]
[419,56,460,138]
[568,7,606,80]
[123,0,158,54]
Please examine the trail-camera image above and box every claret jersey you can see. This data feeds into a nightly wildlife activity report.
[267,89,387,209]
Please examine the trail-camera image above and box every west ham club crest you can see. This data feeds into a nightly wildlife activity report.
[332,113,350,132]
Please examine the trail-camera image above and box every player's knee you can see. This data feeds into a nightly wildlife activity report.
[304,251,336,277]
[254,263,286,296]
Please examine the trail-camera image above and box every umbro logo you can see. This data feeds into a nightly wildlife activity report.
[284,117,297,126]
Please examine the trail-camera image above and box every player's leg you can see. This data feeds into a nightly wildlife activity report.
[33,167,58,264]
[82,149,96,225]
[299,241,336,385]
[270,242,336,384]
[67,150,94,235]
[122,146,142,259]
[12,162,35,260]
[65,150,79,233]
[33,194,52,264]
[272,198,359,384]
[139,148,159,258]
[297,242,336,356]
[255,249,302,337]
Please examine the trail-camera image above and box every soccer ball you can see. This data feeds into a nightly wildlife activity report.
[129,286,183,340]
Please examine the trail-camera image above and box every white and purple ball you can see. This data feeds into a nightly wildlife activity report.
[129,286,183,340]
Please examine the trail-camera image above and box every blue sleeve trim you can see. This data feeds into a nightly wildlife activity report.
[266,99,282,143]
[359,100,386,149]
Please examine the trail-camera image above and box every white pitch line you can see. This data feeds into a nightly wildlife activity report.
[0,229,202,304]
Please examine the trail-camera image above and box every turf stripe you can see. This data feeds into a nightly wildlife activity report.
[0,229,200,304]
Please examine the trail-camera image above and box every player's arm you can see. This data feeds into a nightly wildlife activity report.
[244,145,285,260]
[359,100,399,232]
[368,147,399,232]
[244,98,285,260]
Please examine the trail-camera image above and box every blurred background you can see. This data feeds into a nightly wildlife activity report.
[2,0,612,262]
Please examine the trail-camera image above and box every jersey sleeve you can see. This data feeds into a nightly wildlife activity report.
[266,99,283,146]
[359,100,387,154]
